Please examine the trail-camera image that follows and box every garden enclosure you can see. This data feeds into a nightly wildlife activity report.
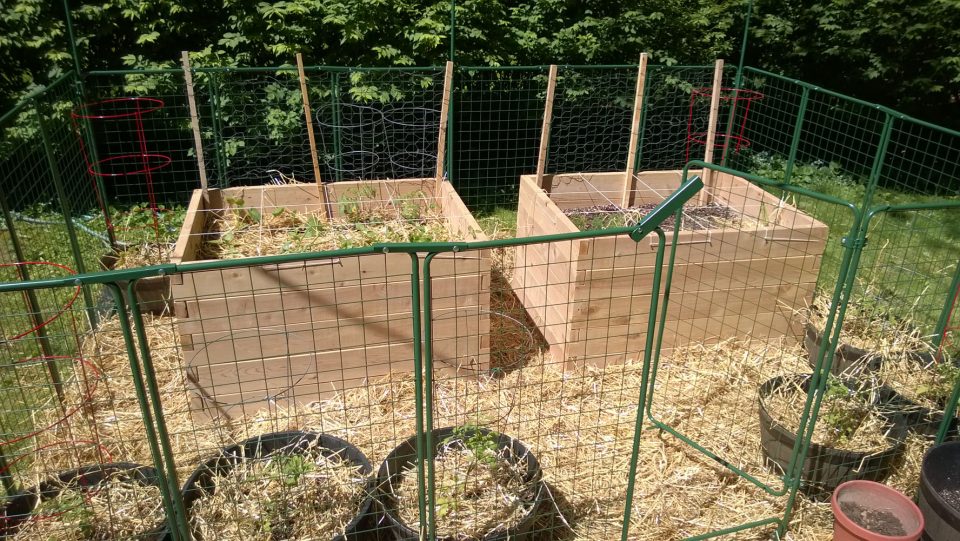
[0,59,959,540]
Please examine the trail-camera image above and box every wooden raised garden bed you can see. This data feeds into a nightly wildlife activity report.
[512,170,829,367]
[171,179,490,417]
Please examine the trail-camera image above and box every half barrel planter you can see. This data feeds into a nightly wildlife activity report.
[512,170,829,366]
[170,179,490,418]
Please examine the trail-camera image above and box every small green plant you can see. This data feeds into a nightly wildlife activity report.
[338,186,377,223]
[446,425,500,470]
[266,454,315,487]
[225,196,260,224]
[820,376,870,444]
[34,489,95,537]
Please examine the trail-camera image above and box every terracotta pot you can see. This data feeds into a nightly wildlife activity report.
[831,480,923,540]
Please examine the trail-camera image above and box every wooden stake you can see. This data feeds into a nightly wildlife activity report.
[181,51,209,199]
[435,60,454,195]
[699,59,724,205]
[297,53,323,186]
[537,64,559,192]
[622,53,648,207]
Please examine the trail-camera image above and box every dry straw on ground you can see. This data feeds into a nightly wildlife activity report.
[9,309,939,540]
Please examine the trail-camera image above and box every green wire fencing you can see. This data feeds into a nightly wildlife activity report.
[0,58,959,540]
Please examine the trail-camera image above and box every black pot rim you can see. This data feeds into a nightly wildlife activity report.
[1,462,164,538]
[181,430,373,541]
[920,441,960,521]
[804,322,939,368]
[375,426,545,541]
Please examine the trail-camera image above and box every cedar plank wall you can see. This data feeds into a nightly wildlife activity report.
[170,179,490,417]
[514,171,828,367]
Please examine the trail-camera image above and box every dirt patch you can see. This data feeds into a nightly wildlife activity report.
[941,487,960,511]
[564,203,742,232]
[839,501,906,536]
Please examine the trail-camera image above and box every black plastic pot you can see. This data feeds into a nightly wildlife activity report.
[0,462,166,540]
[375,427,545,541]
[918,441,960,541]
[181,430,374,541]
[758,374,907,496]
[876,386,960,440]
[804,323,936,376]
[100,253,172,315]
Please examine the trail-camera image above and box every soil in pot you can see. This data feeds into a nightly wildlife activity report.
[183,431,372,541]
[838,501,907,536]
[1,463,165,540]
[199,188,451,260]
[379,426,543,540]
[563,202,746,232]
[758,374,906,495]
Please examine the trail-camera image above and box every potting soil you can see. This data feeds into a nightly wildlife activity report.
[564,203,741,231]
[941,487,960,512]
[838,501,906,536]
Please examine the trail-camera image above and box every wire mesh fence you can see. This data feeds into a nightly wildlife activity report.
[0,59,959,540]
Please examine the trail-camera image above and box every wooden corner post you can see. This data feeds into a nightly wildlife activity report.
[699,59,724,205]
[622,53,648,207]
[181,51,209,200]
[296,53,328,219]
[536,64,559,192]
[435,60,455,196]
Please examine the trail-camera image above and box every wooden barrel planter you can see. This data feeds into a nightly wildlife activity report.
[918,441,960,541]
[182,430,374,541]
[758,374,907,496]
[804,323,936,376]
[875,386,960,440]
[375,426,545,540]
[512,170,828,367]
[0,462,167,539]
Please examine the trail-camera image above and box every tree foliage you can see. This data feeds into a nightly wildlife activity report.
[1,0,959,126]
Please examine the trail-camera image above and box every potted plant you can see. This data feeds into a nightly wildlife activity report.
[877,355,960,438]
[918,441,960,541]
[0,462,167,540]
[182,431,373,540]
[758,374,907,495]
[804,294,935,376]
[376,426,544,540]
[831,480,924,540]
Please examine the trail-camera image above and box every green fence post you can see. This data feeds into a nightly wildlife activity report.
[105,282,185,541]
[449,0,456,62]
[932,261,960,351]
[126,279,191,541]
[783,87,810,184]
[406,252,428,538]
[776,114,894,539]
[206,72,229,185]
[331,73,343,181]
[34,100,99,328]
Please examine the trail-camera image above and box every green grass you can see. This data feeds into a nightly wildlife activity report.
[750,154,960,338]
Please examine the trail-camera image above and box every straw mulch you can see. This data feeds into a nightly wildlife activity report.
[110,243,174,269]
[10,474,165,540]
[200,197,450,260]
[7,308,938,540]
[805,293,935,355]
[19,314,232,484]
[189,447,368,540]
